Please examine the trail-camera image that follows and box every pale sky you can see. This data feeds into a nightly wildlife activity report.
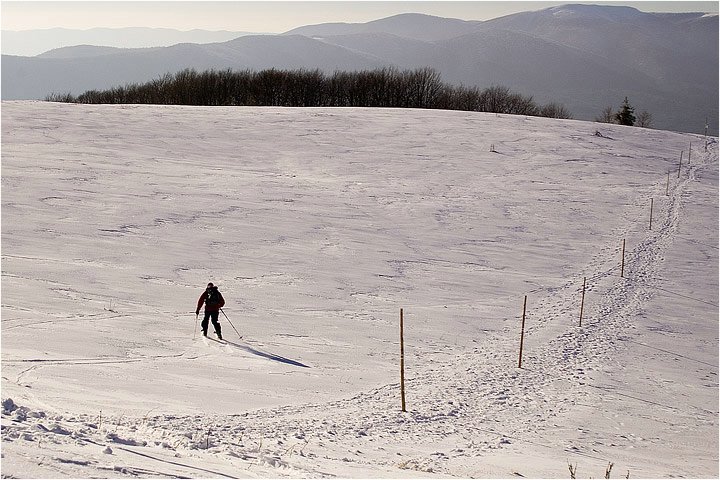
[2,1,718,32]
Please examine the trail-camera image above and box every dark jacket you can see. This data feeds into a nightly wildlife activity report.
[197,286,225,313]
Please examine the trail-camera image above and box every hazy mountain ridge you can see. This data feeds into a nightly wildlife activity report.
[1,27,260,57]
[285,12,484,42]
[481,5,717,82]
[38,45,117,59]
[1,5,717,134]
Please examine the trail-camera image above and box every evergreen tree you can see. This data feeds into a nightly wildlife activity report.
[615,97,636,126]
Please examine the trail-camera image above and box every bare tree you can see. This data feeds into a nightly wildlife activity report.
[636,110,653,128]
[539,102,573,119]
[404,67,443,108]
[595,106,616,123]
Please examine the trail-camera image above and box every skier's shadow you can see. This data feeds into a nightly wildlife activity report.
[223,339,310,368]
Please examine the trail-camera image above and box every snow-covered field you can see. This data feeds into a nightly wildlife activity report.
[1,101,717,478]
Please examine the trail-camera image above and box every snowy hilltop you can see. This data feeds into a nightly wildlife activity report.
[1,101,718,477]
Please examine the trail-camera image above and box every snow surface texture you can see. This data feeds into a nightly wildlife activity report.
[1,101,717,478]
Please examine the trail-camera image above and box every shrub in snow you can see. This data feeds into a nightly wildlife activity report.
[49,424,72,435]
[13,409,27,422]
[106,432,146,446]
[2,398,17,414]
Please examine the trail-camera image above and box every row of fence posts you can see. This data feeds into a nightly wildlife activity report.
[397,237,622,408]
[397,141,705,410]
[515,141,702,371]
[395,235,635,408]
[516,237,628,369]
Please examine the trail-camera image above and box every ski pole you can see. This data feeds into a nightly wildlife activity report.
[220,309,242,339]
[194,313,199,339]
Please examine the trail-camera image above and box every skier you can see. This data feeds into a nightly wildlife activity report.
[196,282,225,339]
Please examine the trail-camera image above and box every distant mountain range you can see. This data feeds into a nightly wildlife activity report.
[0,27,259,57]
[2,5,717,134]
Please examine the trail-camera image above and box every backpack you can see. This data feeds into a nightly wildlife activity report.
[206,287,222,306]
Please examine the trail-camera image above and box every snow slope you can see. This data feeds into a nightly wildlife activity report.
[1,101,717,478]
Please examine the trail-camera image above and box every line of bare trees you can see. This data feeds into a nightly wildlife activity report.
[46,67,573,118]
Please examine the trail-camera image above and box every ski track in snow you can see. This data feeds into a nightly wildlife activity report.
[1,102,717,478]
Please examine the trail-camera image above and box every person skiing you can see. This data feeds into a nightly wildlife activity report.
[196,282,225,339]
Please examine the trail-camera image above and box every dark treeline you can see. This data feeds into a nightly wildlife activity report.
[47,67,572,118]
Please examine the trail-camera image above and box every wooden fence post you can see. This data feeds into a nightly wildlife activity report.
[649,198,654,230]
[705,121,709,151]
[518,296,527,368]
[678,151,683,178]
[400,308,406,412]
[620,239,626,278]
[579,277,586,327]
